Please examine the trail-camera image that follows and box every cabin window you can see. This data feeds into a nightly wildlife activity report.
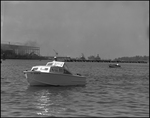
[40,67,49,71]
[32,68,38,71]
[50,67,64,73]
[51,67,58,72]
[55,68,59,72]
[46,63,53,66]
[59,68,64,72]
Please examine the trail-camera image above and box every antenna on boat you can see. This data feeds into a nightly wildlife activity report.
[53,49,58,56]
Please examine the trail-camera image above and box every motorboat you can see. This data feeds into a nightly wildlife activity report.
[23,60,86,86]
[109,63,121,68]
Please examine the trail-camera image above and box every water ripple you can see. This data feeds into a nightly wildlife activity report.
[1,60,149,117]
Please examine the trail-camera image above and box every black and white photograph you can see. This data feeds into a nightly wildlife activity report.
[1,1,149,117]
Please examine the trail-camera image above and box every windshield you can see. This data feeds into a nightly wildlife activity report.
[46,62,53,66]
[64,64,69,70]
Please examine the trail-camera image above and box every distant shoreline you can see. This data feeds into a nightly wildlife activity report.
[1,58,148,64]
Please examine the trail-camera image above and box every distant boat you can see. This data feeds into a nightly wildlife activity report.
[109,63,121,68]
[23,58,86,86]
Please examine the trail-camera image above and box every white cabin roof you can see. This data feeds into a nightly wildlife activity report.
[31,66,51,73]
[46,61,65,67]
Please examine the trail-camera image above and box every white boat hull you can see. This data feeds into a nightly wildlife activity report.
[24,71,86,86]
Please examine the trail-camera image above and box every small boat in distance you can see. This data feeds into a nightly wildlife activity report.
[23,57,86,86]
[109,63,121,68]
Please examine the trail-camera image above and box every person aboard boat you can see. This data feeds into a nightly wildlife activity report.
[54,56,57,61]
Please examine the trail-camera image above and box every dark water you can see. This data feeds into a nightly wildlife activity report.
[1,60,149,117]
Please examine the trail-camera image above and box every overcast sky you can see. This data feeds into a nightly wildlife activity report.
[1,1,149,59]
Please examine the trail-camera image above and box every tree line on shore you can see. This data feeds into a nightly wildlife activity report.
[79,53,149,62]
[113,56,149,62]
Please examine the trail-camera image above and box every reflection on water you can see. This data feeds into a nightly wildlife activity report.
[25,86,85,116]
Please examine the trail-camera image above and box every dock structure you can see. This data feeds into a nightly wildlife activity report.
[64,59,148,63]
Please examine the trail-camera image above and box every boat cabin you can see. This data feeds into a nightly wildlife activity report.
[109,63,121,68]
[31,61,72,74]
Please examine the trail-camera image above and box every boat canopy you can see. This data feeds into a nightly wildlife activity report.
[31,61,71,74]
[46,61,65,67]
[31,66,51,73]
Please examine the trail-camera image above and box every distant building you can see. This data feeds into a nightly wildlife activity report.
[1,43,40,56]
[88,54,101,60]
